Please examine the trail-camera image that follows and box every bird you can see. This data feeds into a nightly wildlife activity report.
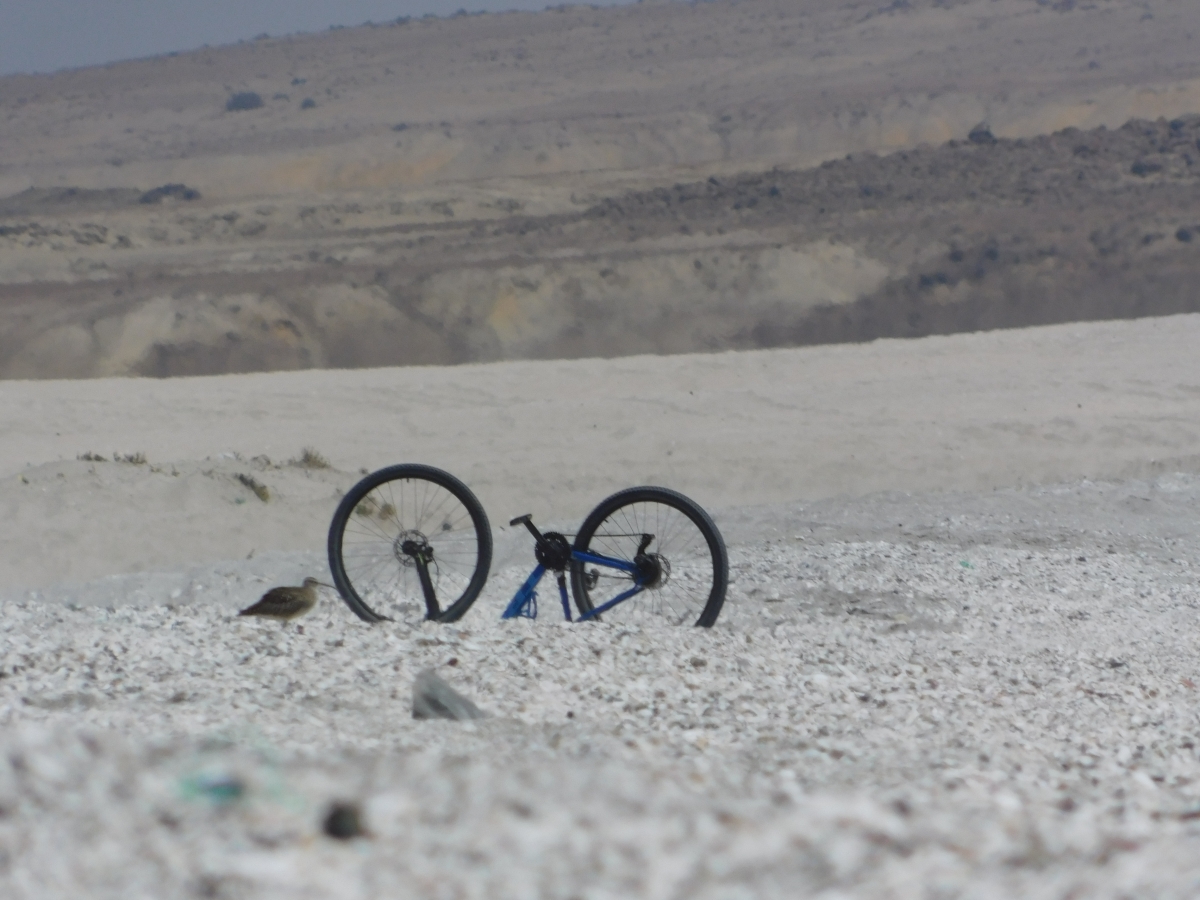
[238,577,329,621]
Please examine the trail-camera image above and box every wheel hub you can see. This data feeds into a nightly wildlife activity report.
[634,552,670,589]
[395,530,432,567]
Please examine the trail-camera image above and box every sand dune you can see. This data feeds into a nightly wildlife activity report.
[2,314,1197,589]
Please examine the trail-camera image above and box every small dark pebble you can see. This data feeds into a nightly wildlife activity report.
[447,657,458,667]
[323,801,365,839]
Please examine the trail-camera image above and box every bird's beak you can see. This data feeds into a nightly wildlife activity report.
[317,581,336,590]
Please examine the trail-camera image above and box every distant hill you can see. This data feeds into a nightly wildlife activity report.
[0,0,1199,378]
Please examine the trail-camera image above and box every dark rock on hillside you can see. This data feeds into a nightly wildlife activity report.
[138,184,201,204]
[225,92,264,112]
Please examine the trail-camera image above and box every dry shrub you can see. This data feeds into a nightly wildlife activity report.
[291,447,330,469]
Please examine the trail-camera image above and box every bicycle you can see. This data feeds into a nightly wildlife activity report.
[328,466,728,627]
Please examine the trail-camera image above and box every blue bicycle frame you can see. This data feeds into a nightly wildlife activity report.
[500,515,646,621]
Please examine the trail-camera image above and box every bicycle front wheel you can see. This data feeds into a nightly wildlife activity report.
[569,486,728,627]
[328,464,492,623]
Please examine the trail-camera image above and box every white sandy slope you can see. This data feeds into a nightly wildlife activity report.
[1,318,1200,898]
[2,315,1198,590]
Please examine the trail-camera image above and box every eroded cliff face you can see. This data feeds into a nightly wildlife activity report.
[3,113,1199,379]
[1,0,1199,378]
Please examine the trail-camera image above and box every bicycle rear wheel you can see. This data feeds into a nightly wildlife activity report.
[328,464,492,623]
[569,486,727,627]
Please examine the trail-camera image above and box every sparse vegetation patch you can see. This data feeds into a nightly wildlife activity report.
[290,447,331,469]
[235,473,270,502]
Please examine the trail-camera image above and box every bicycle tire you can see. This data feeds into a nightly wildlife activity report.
[328,464,492,623]
[569,486,728,627]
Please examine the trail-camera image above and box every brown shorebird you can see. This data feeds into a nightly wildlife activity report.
[238,577,329,621]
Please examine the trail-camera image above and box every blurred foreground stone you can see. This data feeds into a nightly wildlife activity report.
[412,669,487,721]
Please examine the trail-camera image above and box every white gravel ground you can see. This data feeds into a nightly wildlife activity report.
[2,475,1200,898]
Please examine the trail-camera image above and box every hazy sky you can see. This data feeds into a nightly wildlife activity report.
[0,0,638,77]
